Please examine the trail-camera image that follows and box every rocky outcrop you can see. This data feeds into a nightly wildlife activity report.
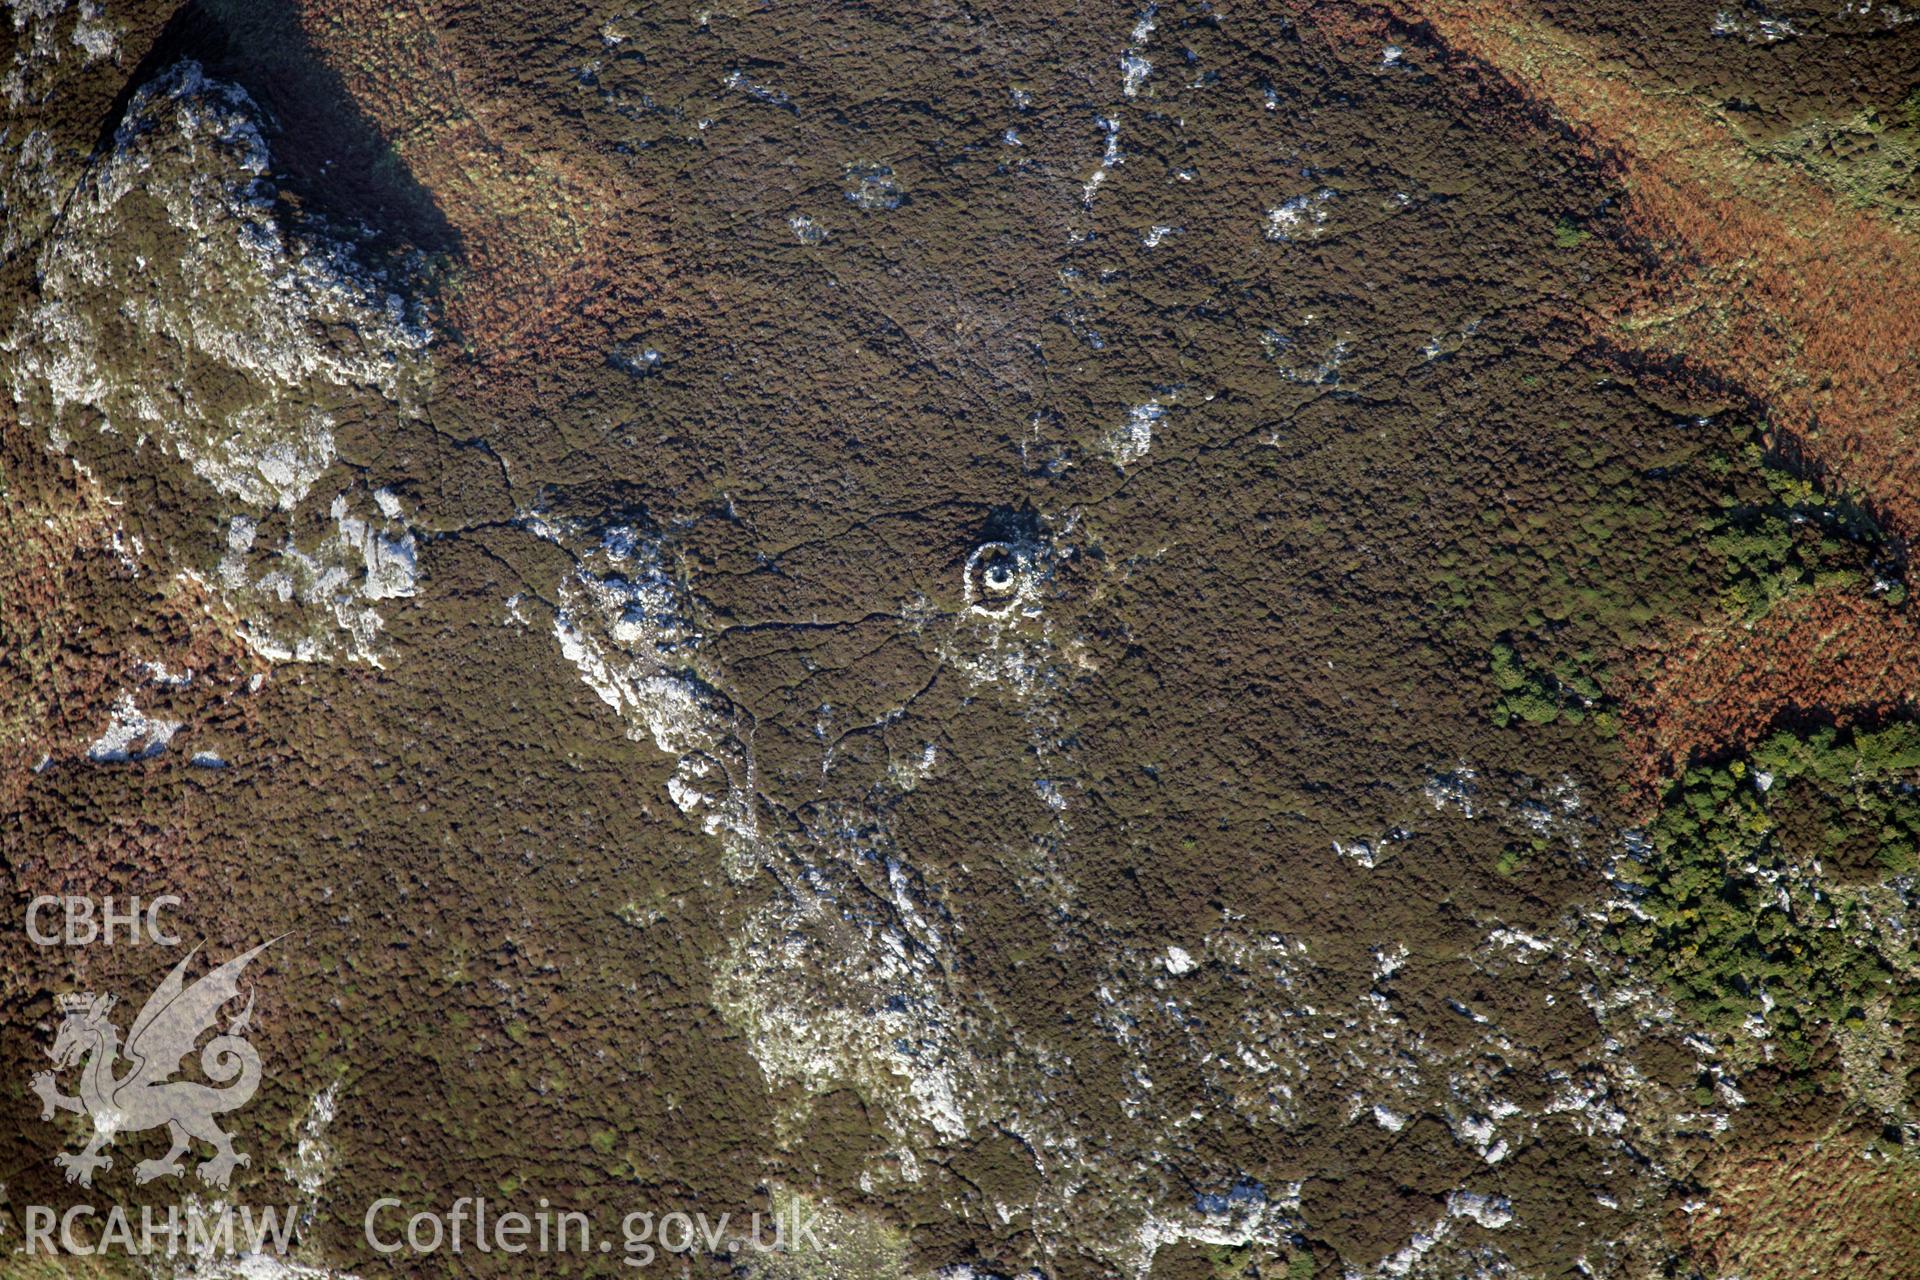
[5,59,433,663]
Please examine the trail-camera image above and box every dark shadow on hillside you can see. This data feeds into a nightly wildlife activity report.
[98,0,458,261]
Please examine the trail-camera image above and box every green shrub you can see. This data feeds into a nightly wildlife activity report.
[1617,723,1920,1068]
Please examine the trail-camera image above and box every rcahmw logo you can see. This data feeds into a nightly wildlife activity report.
[23,1201,299,1259]
[32,940,280,1189]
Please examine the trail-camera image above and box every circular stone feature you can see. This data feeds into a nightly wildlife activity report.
[965,541,1030,615]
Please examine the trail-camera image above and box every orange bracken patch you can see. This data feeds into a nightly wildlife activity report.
[1677,1126,1920,1280]
[1624,588,1920,789]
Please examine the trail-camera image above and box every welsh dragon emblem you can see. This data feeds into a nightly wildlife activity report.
[32,941,276,1189]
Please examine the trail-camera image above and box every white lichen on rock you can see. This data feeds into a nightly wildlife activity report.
[530,518,763,872]
[211,489,420,665]
[2,1,125,256]
[712,824,977,1148]
[1119,7,1156,98]
[1264,188,1336,242]
[85,691,181,763]
[1106,401,1161,466]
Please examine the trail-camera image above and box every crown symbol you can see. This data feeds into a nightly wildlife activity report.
[57,993,96,1013]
